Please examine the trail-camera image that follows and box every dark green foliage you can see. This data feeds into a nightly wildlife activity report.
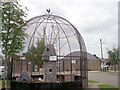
[1,1,27,58]
[0,55,2,58]
[98,84,119,90]
[24,38,46,66]
[107,48,120,65]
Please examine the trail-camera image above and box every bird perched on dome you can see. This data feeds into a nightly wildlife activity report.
[46,9,50,14]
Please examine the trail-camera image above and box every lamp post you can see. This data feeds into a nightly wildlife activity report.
[100,39,104,71]
[100,39,103,59]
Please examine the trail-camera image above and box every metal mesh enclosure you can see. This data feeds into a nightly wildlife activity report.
[23,14,86,54]
[12,14,88,88]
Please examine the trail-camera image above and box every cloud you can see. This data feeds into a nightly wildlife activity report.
[16,0,120,58]
[0,0,118,59]
[19,0,66,20]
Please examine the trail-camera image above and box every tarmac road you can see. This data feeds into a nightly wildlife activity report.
[88,71,119,88]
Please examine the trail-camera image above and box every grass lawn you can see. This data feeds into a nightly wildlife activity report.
[88,80,99,83]
[98,84,120,90]
[0,80,10,89]
[108,72,120,74]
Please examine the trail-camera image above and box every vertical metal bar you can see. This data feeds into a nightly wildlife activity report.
[80,47,83,81]
[13,58,15,77]
[4,58,6,81]
[10,57,13,81]
[70,55,73,82]
[20,59,22,81]
[21,59,22,73]
[58,32,60,83]
[31,59,32,79]
[27,59,28,71]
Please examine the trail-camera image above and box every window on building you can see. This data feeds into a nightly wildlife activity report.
[72,60,76,64]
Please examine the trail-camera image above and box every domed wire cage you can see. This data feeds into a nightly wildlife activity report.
[12,14,88,88]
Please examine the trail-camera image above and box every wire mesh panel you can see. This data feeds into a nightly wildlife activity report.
[12,14,88,88]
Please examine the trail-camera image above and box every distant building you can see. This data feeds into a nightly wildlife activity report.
[12,51,101,77]
[60,51,101,71]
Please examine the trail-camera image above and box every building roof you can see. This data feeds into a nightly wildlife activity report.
[62,51,99,60]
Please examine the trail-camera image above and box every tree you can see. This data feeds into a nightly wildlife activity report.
[107,47,120,71]
[0,55,2,58]
[24,38,46,66]
[1,1,27,58]
[34,38,46,65]
[1,1,27,79]
[107,48,119,65]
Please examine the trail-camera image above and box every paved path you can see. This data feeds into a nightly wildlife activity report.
[88,71,119,88]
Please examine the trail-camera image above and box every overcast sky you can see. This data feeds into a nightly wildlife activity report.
[1,0,118,58]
